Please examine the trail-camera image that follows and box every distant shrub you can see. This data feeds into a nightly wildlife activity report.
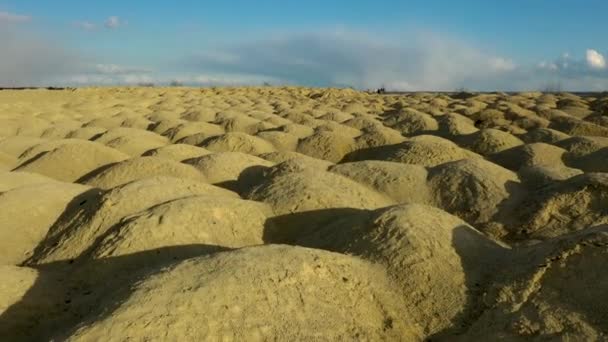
[170,80,183,87]
[137,82,156,87]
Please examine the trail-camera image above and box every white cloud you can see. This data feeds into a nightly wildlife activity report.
[0,11,31,24]
[489,57,516,72]
[74,21,96,31]
[104,16,124,29]
[586,49,606,69]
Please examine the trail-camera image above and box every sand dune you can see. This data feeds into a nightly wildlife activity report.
[1,87,607,340]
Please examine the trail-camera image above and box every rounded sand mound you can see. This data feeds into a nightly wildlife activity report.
[457,128,524,155]
[161,121,225,143]
[259,151,334,170]
[60,245,420,341]
[87,195,272,259]
[297,204,509,336]
[29,177,237,264]
[255,130,299,151]
[329,160,431,204]
[463,227,608,340]
[296,130,356,162]
[246,162,394,242]
[0,171,59,192]
[507,173,608,241]
[519,127,570,144]
[79,156,207,189]
[184,152,274,192]
[141,144,212,161]
[14,142,129,182]
[344,135,482,167]
[0,182,96,265]
[491,142,568,171]
[0,136,47,157]
[199,132,276,155]
[428,158,525,232]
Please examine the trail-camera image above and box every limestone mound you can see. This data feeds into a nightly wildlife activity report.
[296,130,356,162]
[354,125,406,149]
[428,158,525,236]
[141,144,212,161]
[79,156,207,189]
[184,152,274,193]
[0,182,96,265]
[199,132,276,155]
[457,128,524,155]
[297,204,509,336]
[28,176,237,264]
[87,195,272,259]
[385,109,439,136]
[61,245,420,341]
[92,127,168,146]
[343,135,482,167]
[329,160,431,204]
[14,142,129,182]
[491,142,568,171]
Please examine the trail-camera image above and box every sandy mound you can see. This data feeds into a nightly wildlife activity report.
[0,182,96,265]
[329,160,431,204]
[462,227,608,340]
[65,126,107,140]
[428,158,525,236]
[273,123,314,138]
[14,142,129,182]
[246,161,394,242]
[259,151,334,170]
[383,108,439,135]
[507,173,608,241]
[184,152,274,192]
[344,135,482,167]
[141,144,212,161]
[0,136,47,157]
[161,121,224,142]
[199,132,276,155]
[354,125,406,149]
[570,147,608,172]
[519,127,570,144]
[255,131,299,151]
[87,195,272,259]
[60,245,419,341]
[297,204,509,336]
[29,177,237,264]
[437,113,479,136]
[296,130,357,162]
[457,128,524,155]
[0,171,60,192]
[556,135,608,159]
[79,156,207,189]
[0,152,17,170]
[491,142,568,171]
[518,165,584,187]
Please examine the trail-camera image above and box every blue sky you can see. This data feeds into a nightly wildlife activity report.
[2,1,608,90]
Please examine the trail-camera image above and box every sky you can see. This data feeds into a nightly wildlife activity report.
[1,0,608,91]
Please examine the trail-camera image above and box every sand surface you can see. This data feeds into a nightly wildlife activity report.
[0,87,607,340]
